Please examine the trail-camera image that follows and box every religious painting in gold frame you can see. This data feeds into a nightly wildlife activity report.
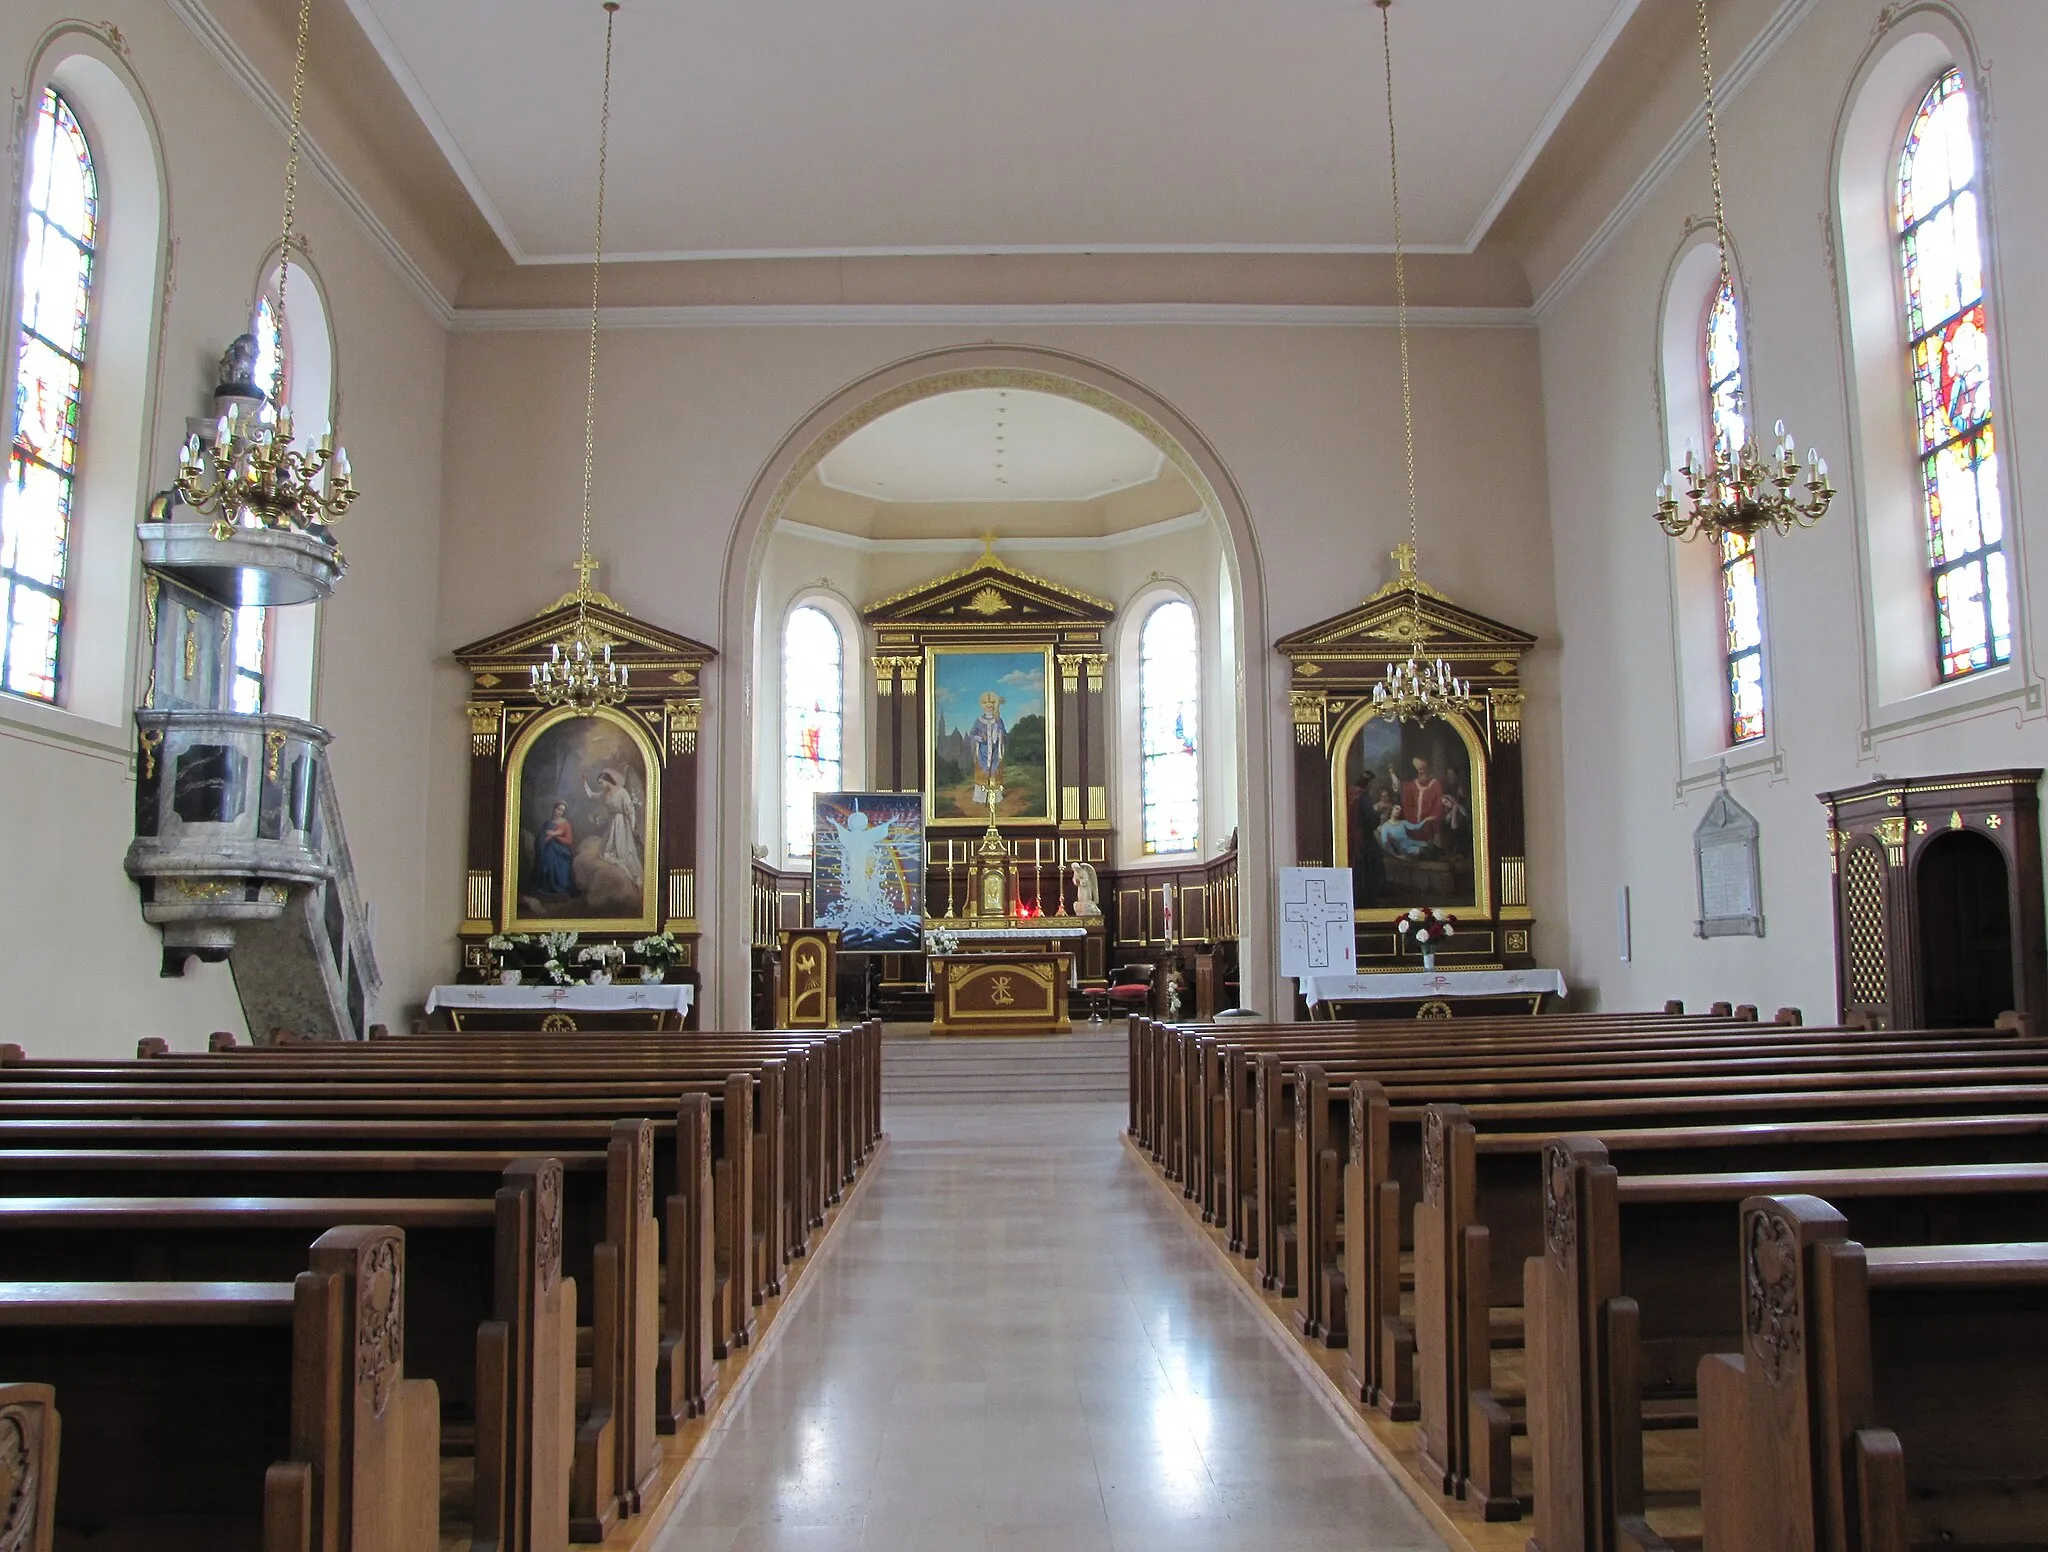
[1328,704,1492,922]
[924,644,1057,826]
[501,704,661,932]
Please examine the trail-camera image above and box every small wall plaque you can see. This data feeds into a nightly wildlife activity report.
[1694,784,1764,938]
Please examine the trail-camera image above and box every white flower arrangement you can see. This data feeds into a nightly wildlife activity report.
[577,942,627,968]
[485,933,529,954]
[631,932,684,967]
[1396,907,1459,945]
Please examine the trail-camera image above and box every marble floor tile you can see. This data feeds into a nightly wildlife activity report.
[653,1101,1446,1552]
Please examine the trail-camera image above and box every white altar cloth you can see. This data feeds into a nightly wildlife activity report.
[1300,968,1567,1008]
[424,984,694,1016]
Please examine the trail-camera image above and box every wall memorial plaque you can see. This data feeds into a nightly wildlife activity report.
[1694,786,1764,938]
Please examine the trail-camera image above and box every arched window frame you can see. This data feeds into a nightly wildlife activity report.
[1655,227,1781,790]
[1137,598,1201,856]
[1895,68,2004,682]
[2,83,97,705]
[1829,8,2038,744]
[0,31,169,744]
[1114,579,1205,866]
[240,248,336,722]
[1703,276,1767,746]
[779,593,863,866]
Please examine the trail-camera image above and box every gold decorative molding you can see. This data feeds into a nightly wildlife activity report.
[664,699,700,756]
[1062,785,1081,822]
[1503,927,1530,957]
[1500,855,1528,908]
[1087,786,1108,823]
[1291,688,1327,748]
[1082,653,1108,693]
[667,868,696,924]
[466,869,494,923]
[466,701,503,758]
[1874,816,1907,867]
[966,586,1011,616]
[1489,688,1526,743]
[1058,654,1081,694]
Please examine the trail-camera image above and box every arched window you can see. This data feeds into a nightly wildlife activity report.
[782,604,844,861]
[1704,278,1765,744]
[1896,68,2005,679]
[3,87,97,703]
[1139,599,1200,854]
[229,287,290,714]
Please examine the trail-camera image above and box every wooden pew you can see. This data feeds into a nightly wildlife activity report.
[0,1225,439,1551]
[1527,1144,2048,1552]
[0,1381,58,1552]
[1698,1196,2048,1552]
[1418,1086,2048,1519]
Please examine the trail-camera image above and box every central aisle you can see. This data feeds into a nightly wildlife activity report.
[656,1102,1446,1551]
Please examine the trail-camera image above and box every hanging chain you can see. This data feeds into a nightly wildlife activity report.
[1696,0,1732,297]
[576,1,620,608]
[1377,0,1422,654]
[271,0,313,412]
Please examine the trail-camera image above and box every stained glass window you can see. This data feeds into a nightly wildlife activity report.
[1704,277,1765,744]
[1898,68,2006,679]
[3,87,97,702]
[783,605,843,861]
[1139,599,1199,855]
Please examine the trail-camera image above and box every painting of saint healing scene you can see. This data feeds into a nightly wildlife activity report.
[1340,713,1479,912]
[812,792,924,951]
[511,711,655,923]
[928,648,1053,823]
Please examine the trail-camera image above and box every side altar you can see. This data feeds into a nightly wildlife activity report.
[448,588,713,1017]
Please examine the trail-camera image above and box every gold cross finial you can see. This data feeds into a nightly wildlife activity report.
[1390,541,1418,587]
[573,553,602,598]
[979,530,1001,565]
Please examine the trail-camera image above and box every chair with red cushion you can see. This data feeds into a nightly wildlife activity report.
[1105,963,1156,1019]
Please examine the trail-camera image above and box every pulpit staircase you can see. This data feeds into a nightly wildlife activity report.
[227,762,381,1043]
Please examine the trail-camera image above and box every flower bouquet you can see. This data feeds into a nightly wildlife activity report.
[485,932,532,984]
[631,932,684,983]
[537,930,581,986]
[1397,907,1458,970]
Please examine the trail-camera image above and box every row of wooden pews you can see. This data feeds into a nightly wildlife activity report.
[1127,1003,2048,1551]
[0,1019,882,1552]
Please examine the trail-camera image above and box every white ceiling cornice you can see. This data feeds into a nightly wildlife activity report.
[1532,0,1823,319]
[450,302,1536,334]
[165,0,455,326]
[779,512,1210,556]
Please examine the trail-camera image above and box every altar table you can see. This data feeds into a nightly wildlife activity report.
[1300,968,1566,1021]
[424,983,695,1032]
[929,952,1072,1036]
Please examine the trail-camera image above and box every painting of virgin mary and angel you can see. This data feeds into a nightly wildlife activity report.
[510,711,656,925]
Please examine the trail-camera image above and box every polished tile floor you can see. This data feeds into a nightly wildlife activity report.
[656,1102,1446,1552]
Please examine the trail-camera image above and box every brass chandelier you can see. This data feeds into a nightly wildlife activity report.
[1654,0,1834,543]
[175,0,357,546]
[533,1,629,713]
[1367,0,1478,727]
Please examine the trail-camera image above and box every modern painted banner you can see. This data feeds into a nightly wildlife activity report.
[811,791,925,951]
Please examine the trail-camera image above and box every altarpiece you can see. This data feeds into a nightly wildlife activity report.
[1275,549,1538,971]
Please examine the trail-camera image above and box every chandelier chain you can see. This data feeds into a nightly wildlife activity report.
[272,0,313,413]
[1696,0,1731,295]
[1377,0,1417,563]
[577,1,620,609]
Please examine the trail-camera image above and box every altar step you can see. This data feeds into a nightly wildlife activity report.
[882,1031,1127,1105]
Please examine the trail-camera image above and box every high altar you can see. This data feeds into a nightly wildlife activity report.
[860,548,1117,1033]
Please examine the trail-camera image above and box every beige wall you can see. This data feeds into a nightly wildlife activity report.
[437,323,1558,1024]
[0,1,446,1055]
[1536,1,2048,1017]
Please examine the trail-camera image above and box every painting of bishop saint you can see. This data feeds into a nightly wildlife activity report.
[513,712,654,922]
[928,648,1052,823]
[1341,713,1478,912]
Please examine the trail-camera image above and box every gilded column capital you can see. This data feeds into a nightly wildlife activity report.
[1488,687,1526,744]
[1290,688,1327,748]
[664,698,701,757]
[466,701,504,758]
